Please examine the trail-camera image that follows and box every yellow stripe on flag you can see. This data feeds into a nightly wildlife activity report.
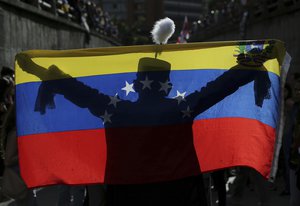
[15,40,284,85]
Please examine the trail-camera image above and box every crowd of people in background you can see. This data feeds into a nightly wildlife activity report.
[194,0,244,31]
[19,0,119,41]
[192,0,299,39]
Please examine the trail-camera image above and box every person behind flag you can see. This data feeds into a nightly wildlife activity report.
[16,41,274,206]
[280,83,293,196]
[0,68,37,205]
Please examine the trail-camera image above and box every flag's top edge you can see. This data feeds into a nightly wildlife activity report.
[15,39,285,85]
[18,39,285,58]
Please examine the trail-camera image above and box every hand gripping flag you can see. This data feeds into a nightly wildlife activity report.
[15,40,289,188]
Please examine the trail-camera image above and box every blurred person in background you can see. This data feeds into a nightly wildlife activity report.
[68,0,82,23]
[61,0,71,17]
[227,166,271,206]
[86,1,98,31]
[77,0,91,43]
[0,67,15,163]
[288,73,300,206]
[94,6,104,33]
[0,66,15,202]
[103,12,112,36]
[0,67,36,205]
[211,170,227,206]
[280,83,294,196]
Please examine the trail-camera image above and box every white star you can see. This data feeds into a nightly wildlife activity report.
[182,106,193,118]
[173,90,186,104]
[140,76,153,90]
[108,93,121,108]
[122,81,135,96]
[159,80,172,94]
[100,110,113,125]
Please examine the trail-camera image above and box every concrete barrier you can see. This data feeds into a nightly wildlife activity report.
[0,0,120,69]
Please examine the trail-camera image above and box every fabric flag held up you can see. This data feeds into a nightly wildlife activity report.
[15,40,287,188]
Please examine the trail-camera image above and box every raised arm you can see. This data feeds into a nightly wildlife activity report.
[186,46,273,117]
[16,53,52,81]
[16,54,110,116]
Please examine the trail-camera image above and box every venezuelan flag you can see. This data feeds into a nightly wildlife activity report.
[15,40,286,188]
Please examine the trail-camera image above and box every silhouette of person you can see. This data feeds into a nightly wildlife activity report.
[16,44,272,206]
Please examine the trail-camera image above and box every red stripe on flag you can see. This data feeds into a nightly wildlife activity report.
[19,118,275,188]
[18,129,107,187]
[194,118,276,177]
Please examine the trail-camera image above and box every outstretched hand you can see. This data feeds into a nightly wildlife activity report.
[48,65,69,79]
[234,47,272,107]
[16,53,36,74]
[16,53,68,81]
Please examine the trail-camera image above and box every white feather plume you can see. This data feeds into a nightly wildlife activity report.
[151,17,175,44]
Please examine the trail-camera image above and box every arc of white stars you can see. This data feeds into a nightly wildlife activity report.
[159,80,172,94]
[140,76,153,90]
[108,93,121,108]
[122,81,135,96]
[100,110,113,125]
[174,90,187,105]
[182,106,193,118]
